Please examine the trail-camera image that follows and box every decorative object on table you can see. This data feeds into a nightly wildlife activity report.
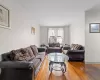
[0,4,10,28]
[31,27,35,34]
[89,23,100,33]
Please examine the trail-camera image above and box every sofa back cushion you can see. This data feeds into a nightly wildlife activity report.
[30,45,38,56]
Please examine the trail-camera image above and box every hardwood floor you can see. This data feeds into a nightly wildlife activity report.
[35,57,100,80]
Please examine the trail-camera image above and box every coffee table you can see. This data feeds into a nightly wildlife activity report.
[47,53,69,73]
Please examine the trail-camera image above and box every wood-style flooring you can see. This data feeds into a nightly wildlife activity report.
[35,57,100,80]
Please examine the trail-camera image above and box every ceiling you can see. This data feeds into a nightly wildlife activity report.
[14,0,100,26]
[16,0,100,12]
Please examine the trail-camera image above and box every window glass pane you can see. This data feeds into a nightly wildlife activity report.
[48,28,64,44]
[57,37,62,43]
[48,28,55,36]
[58,28,63,37]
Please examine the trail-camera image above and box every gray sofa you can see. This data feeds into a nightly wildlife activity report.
[0,45,46,80]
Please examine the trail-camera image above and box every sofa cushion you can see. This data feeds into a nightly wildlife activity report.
[36,55,45,61]
[38,52,45,56]
[30,45,38,56]
[30,58,41,69]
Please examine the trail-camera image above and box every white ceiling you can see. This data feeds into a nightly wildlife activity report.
[16,0,100,12]
[15,0,100,26]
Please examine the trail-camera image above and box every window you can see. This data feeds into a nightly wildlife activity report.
[48,28,64,44]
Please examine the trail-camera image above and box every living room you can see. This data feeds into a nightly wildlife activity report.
[0,0,100,80]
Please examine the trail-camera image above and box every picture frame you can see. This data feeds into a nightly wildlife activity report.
[89,23,100,33]
[31,27,35,34]
[0,4,10,29]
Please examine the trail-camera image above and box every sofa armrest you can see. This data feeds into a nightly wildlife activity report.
[0,61,34,69]
[38,48,46,52]
[35,57,42,61]
[63,47,70,50]
[67,50,85,55]
[68,50,85,53]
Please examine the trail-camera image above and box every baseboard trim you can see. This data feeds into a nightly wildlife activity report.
[85,62,100,64]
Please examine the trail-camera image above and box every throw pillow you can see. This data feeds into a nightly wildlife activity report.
[21,48,35,60]
[30,45,38,56]
[26,47,34,57]
[71,44,82,50]
[14,52,26,61]
[12,49,26,61]
[71,44,75,50]
[75,44,82,50]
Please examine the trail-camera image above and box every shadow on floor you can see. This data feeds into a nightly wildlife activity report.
[48,72,67,80]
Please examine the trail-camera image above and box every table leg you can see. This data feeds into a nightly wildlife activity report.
[49,61,53,72]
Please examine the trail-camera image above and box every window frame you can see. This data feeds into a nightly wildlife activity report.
[48,28,64,44]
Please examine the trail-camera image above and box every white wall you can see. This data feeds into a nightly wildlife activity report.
[0,0,40,56]
[64,26,70,45]
[85,5,100,63]
[70,13,85,45]
[40,26,48,45]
